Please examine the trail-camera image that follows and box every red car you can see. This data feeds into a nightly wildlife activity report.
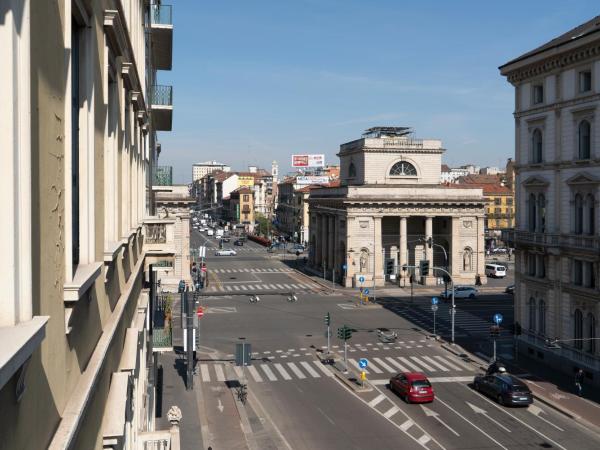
[389,372,435,403]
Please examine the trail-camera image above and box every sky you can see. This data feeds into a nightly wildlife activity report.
[157,0,599,183]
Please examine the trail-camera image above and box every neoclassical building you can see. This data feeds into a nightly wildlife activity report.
[308,128,487,287]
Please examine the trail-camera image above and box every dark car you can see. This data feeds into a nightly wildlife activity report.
[221,236,231,243]
[505,284,515,295]
[389,372,434,403]
[234,239,244,246]
[472,373,533,406]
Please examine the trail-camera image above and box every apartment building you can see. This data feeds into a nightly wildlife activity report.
[192,160,230,182]
[0,1,178,449]
[500,16,600,383]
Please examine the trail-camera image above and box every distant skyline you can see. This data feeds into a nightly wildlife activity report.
[156,1,599,183]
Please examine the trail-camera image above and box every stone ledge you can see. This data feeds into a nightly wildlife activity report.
[64,262,103,302]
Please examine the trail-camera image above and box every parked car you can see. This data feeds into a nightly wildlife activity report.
[505,284,515,295]
[440,286,478,299]
[491,247,508,254]
[221,236,231,243]
[472,373,533,406]
[215,249,237,256]
[288,244,305,254]
[234,239,244,246]
[389,372,434,403]
[485,263,507,278]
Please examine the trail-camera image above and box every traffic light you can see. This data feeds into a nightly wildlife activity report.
[325,312,331,326]
[337,325,353,341]
[419,260,430,277]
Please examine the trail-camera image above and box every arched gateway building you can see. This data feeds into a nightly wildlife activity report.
[308,127,488,287]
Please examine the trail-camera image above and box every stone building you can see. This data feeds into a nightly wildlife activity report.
[500,16,600,382]
[308,127,487,287]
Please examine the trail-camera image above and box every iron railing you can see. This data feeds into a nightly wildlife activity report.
[560,234,600,251]
[150,4,172,25]
[151,85,173,106]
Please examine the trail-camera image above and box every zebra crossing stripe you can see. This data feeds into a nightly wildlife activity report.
[422,356,450,372]
[233,285,240,291]
[368,394,386,407]
[311,361,333,377]
[240,285,248,291]
[274,363,292,380]
[287,362,306,379]
[200,364,210,382]
[399,357,426,372]
[260,364,278,381]
[269,284,277,289]
[433,356,462,371]
[225,286,232,291]
[410,356,436,372]
[244,268,250,272]
[247,366,264,382]
[300,361,320,378]
[275,284,285,289]
[436,355,472,371]
[383,405,400,419]
[366,360,384,374]
[386,357,410,372]
[373,357,395,372]
[215,364,226,382]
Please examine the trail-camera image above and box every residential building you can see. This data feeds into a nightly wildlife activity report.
[500,16,600,383]
[308,127,487,287]
[192,160,230,182]
[229,187,255,232]
[0,1,178,449]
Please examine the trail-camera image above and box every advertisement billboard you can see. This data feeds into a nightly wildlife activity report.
[292,154,325,168]
[296,176,330,185]
[238,176,255,187]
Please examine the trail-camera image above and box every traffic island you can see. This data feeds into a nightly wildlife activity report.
[315,350,373,392]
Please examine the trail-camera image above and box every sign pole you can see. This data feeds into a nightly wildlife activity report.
[344,340,348,373]
[327,323,330,354]
[434,309,436,339]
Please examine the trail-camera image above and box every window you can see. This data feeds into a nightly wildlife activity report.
[538,300,546,336]
[574,309,583,349]
[528,298,536,331]
[587,313,596,354]
[348,162,356,178]
[494,198,502,206]
[578,120,591,160]
[575,194,584,234]
[572,259,583,286]
[533,84,544,104]
[531,129,543,163]
[537,255,546,278]
[579,70,592,93]
[586,194,595,235]
[583,261,596,289]
[507,198,513,206]
[537,194,546,233]
[527,253,537,277]
[528,193,537,232]
[71,21,82,269]
[389,161,417,176]
[243,194,249,202]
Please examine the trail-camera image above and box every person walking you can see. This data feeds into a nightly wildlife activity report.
[575,368,584,397]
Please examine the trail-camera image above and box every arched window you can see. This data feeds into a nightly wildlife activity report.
[575,194,584,234]
[348,162,356,178]
[463,247,472,272]
[578,120,591,160]
[538,300,546,336]
[389,161,417,176]
[587,313,596,354]
[532,129,543,163]
[528,298,536,332]
[528,193,537,232]
[574,309,583,350]
[537,194,546,233]
[586,194,595,235]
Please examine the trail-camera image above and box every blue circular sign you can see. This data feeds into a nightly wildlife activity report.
[359,358,368,369]
[343,264,347,270]
[493,313,503,325]
[363,288,370,295]
[431,297,439,305]
[359,276,365,283]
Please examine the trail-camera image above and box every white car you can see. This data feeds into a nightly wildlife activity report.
[207,229,214,236]
[440,286,478,299]
[215,249,236,256]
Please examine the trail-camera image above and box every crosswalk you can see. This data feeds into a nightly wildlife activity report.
[207,246,270,253]
[210,268,293,274]
[205,282,319,293]
[198,354,474,384]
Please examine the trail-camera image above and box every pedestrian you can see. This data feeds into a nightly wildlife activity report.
[575,369,584,397]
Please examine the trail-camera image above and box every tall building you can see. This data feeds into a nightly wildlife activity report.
[0,1,178,448]
[192,160,230,181]
[500,16,600,383]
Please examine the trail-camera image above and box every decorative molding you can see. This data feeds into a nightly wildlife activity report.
[521,175,550,188]
[566,172,600,186]
[103,11,128,58]
[121,61,134,90]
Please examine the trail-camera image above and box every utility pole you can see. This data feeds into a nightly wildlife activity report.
[185,288,194,390]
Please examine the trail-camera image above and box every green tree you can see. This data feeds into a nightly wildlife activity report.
[255,212,269,237]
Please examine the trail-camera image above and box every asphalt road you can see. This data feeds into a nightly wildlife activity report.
[190,228,600,450]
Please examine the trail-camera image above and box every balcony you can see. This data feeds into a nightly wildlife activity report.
[521,331,600,372]
[144,218,176,255]
[560,234,600,252]
[151,85,173,131]
[514,230,559,247]
[511,230,600,254]
[150,4,173,71]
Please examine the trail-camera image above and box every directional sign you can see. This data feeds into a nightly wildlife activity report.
[363,288,370,295]
[493,313,503,325]
[431,304,438,312]
[342,264,347,270]
[431,297,439,305]
[359,276,365,284]
[359,358,368,369]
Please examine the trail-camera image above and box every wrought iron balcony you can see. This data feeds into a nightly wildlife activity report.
[150,4,173,70]
[151,85,173,106]
[150,4,172,25]
[151,85,173,131]
[560,234,600,252]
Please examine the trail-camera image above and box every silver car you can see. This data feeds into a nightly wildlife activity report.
[215,249,237,256]
[440,286,478,299]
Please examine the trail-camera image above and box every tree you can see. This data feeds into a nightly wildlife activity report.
[255,212,270,237]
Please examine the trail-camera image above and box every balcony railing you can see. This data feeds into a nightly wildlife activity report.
[514,231,559,246]
[521,331,600,371]
[512,230,600,251]
[151,85,173,106]
[150,4,172,26]
[560,234,600,251]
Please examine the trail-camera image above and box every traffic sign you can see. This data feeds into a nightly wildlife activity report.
[493,313,503,325]
[342,264,347,270]
[358,358,368,369]
[431,297,439,305]
[431,304,438,312]
[197,306,204,318]
[363,288,370,295]
[359,276,365,283]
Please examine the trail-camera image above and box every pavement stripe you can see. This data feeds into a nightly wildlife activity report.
[282,284,292,289]
[409,356,436,372]
[244,268,250,272]
[439,355,473,371]
[269,284,277,289]
[214,364,226,382]
[273,363,292,380]
[312,361,334,377]
[286,362,306,379]
[373,357,396,372]
[260,364,278,381]
[226,269,232,273]
[418,435,431,445]
[368,394,386,407]
[233,366,243,378]
[397,357,423,372]
[233,285,240,291]
[400,419,414,431]
[422,356,450,372]
[383,405,400,419]
[386,357,410,372]
[247,365,264,382]
[225,286,232,291]
[200,364,210,382]
[431,356,462,371]
[300,361,321,378]
[275,284,285,289]
[366,360,384,374]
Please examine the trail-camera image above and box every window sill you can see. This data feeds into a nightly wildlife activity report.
[104,241,124,263]
[120,228,138,246]
[63,262,103,302]
[0,316,49,390]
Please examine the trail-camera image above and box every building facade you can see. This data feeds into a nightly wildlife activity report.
[308,128,487,287]
[192,160,230,182]
[229,187,255,232]
[500,16,600,382]
[0,1,178,449]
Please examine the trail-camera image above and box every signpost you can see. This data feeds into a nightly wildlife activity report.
[431,297,439,339]
[358,359,368,386]
[491,313,503,361]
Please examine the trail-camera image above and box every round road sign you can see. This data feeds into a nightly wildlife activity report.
[359,358,368,369]
[363,288,370,295]
[431,297,439,305]
[359,276,365,283]
[431,304,439,312]
[493,313,503,325]
[197,306,204,318]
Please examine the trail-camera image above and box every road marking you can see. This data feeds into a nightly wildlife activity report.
[440,355,473,371]
[433,356,462,371]
[410,356,436,371]
[417,435,431,445]
[300,348,307,351]
[225,286,232,291]
[421,405,460,436]
[240,285,248,290]
[276,284,285,289]
[247,365,264,382]
[422,356,450,372]
[233,285,240,291]
[383,405,400,419]
[397,356,422,372]
[366,360,384,374]
[273,363,292,380]
[465,401,511,432]
[371,376,472,385]
[263,351,271,354]
[368,394,386,407]
[260,364,278,381]
[233,366,243,378]
[312,361,334,377]
[243,268,249,272]
[386,357,410,372]
[215,364,226,382]
[527,404,564,432]
[300,361,321,378]
[287,362,306,379]
[200,364,210,382]
[269,284,277,289]
[373,357,395,372]
[399,419,414,431]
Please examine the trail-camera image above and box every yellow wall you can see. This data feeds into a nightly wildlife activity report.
[485,193,515,230]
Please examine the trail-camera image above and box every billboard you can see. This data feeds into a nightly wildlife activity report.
[238,176,254,187]
[292,154,325,168]
[296,176,330,185]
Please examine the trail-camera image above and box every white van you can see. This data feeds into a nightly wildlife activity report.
[215,229,224,239]
[207,229,214,236]
[485,264,507,278]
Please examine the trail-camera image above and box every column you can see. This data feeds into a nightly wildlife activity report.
[423,216,435,285]
[399,217,407,279]
[374,217,383,286]
[314,213,322,267]
[321,214,328,268]
[450,217,461,280]
[327,215,334,273]
[477,216,487,284]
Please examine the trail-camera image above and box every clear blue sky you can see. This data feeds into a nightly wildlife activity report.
[157,0,598,183]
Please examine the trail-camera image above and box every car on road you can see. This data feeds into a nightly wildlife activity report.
[485,263,507,278]
[491,247,508,254]
[389,372,434,403]
[505,284,515,295]
[287,244,305,254]
[234,239,244,246]
[207,229,214,236]
[440,286,478,299]
[215,249,237,256]
[221,236,231,243]
[377,328,398,343]
[472,373,533,406]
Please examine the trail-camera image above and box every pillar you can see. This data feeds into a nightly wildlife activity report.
[328,215,335,273]
[314,213,322,267]
[321,214,328,269]
[450,217,461,280]
[399,217,407,280]
[374,217,383,286]
[477,216,488,284]
[423,216,436,286]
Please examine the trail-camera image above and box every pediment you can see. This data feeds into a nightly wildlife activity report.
[521,176,549,188]
[566,172,600,186]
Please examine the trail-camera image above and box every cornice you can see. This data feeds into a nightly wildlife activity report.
[515,93,600,118]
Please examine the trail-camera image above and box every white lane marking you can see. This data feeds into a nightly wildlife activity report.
[225,286,232,291]
[399,419,414,431]
[233,366,243,378]
[300,361,321,378]
[397,357,421,372]
[383,405,400,419]
[200,364,210,382]
[433,355,462,371]
[215,364,226,382]
[386,357,410,372]
[441,355,473,371]
[282,284,293,289]
[300,348,307,351]
[417,435,431,445]
[276,284,285,289]
[312,361,334,377]
[263,351,271,354]
[371,376,473,385]
[287,362,306,379]
[527,404,565,432]
[226,269,232,273]
[422,356,450,372]
[247,365,264,382]
[233,285,240,291]
[240,285,248,291]
[421,405,460,437]
[410,356,436,372]
[368,394,386,407]
[366,360,384,374]
[274,363,292,380]
[269,284,277,289]
[465,402,511,432]
[260,364,278,381]
[244,268,250,272]
[275,350,283,353]
[373,357,396,372]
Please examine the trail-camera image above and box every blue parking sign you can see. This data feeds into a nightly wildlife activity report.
[431,297,439,305]
[363,288,369,295]
[493,313,503,325]
[359,358,368,369]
